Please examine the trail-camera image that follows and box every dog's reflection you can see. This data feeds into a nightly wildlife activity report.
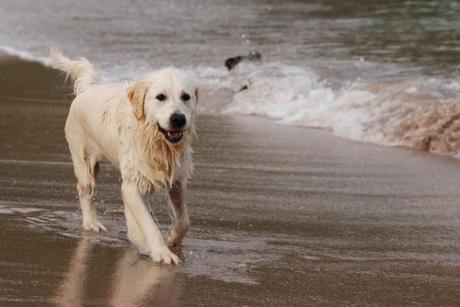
[54,233,183,306]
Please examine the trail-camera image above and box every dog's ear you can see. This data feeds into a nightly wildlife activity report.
[127,80,148,121]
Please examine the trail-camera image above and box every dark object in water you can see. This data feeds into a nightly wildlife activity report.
[225,51,261,70]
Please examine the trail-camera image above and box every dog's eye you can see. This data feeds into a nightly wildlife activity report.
[181,93,191,102]
[156,94,167,101]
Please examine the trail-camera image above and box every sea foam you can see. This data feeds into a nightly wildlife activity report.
[2,45,460,159]
[0,45,52,66]
[194,62,460,158]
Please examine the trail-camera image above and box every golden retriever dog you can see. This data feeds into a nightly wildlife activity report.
[51,49,197,265]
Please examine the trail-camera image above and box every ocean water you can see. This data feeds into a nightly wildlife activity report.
[1,0,460,157]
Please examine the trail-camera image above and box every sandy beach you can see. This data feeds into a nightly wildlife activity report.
[1,53,460,306]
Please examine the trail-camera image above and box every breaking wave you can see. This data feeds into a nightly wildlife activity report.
[196,62,460,159]
[2,45,460,158]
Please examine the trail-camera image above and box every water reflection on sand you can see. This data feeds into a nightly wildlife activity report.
[53,233,183,307]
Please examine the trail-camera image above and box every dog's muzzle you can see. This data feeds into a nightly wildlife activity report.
[158,124,184,144]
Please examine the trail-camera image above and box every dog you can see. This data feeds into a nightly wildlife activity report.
[224,51,261,71]
[224,51,261,92]
[51,49,197,265]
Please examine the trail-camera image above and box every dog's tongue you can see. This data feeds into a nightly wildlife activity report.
[168,130,183,140]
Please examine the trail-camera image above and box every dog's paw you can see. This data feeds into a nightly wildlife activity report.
[83,219,108,233]
[167,223,188,249]
[151,247,180,265]
[167,230,182,249]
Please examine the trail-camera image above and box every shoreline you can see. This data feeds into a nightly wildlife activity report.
[2,47,459,163]
[1,53,460,306]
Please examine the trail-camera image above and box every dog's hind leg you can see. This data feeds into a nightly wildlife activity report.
[70,148,107,233]
[166,181,190,249]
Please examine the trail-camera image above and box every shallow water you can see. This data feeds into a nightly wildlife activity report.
[2,55,460,305]
[1,0,459,77]
[2,3,460,305]
[1,0,460,158]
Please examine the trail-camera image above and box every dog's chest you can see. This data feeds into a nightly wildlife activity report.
[132,148,192,194]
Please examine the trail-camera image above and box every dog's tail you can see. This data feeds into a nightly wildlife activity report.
[50,48,99,95]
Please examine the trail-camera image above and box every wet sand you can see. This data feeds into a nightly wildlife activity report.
[1,53,460,306]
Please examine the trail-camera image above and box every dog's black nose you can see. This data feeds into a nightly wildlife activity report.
[170,113,186,130]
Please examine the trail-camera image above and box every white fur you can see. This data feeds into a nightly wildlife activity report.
[50,48,100,95]
[51,49,197,265]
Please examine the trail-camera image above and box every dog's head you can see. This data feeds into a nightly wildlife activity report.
[127,68,198,144]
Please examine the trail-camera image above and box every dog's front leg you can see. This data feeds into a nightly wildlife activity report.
[121,181,180,265]
[167,181,190,248]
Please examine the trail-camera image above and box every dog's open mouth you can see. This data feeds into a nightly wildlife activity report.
[158,124,184,144]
